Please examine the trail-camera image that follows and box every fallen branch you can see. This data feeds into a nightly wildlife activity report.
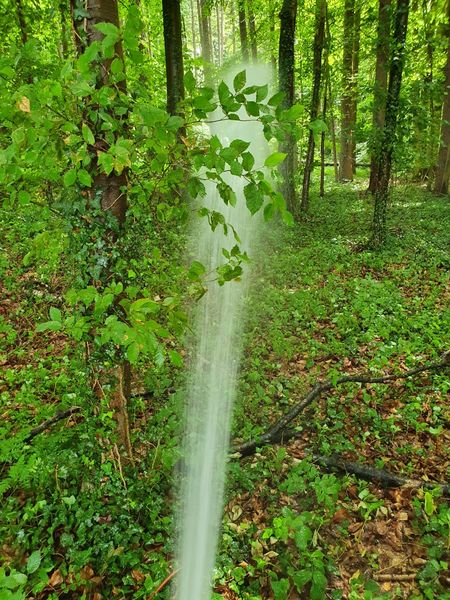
[232,355,449,458]
[307,454,449,495]
[24,406,82,443]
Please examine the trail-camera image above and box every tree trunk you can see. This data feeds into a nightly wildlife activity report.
[190,0,198,67]
[371,0,410,247]
[248,0,258,62]
[270,9,277,74]
[237,0,249,61]
[320,67,329,197]
[300,0,326,212]
[70,0,132,458]
[59,0,70,58]
[369,0,391,193]
[350,5,361,174]
[162,0,185,117]
[434,2,450,195]
[339,0,356,181]
[278,0,298,216]
[16,0,28,45]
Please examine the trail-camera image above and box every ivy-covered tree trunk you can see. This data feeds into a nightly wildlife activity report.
[434,2,450,195]
[278,0,298,216]
[70,0,132,459]
[368,0,391,193]
[339,0,356,181]
[248,0,258,62]
[300,0,326,212]
[238,0,249,61]
[162,0,185,117]
[371,0,410,247]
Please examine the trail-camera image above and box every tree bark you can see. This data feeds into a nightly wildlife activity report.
[371,0,410,247]
[237,0,249,61]
[59,0,70,59]
[247,0,258,62]
[369,0,391,194]
[162,0,185,117]
[278,0,298,216]
[434,1,450,195]
[339,0,356,181]
[300,0,326,212]
[320,78,328,197]
[197,0,213,80]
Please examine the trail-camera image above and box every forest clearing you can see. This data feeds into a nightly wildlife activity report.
[0,0,449,599]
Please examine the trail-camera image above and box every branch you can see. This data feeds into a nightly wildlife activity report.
[24,407,82,443]
[232,355,449,458]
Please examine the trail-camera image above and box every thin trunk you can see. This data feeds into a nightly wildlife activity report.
[232,0,237,54]
[162,0,185,117]
[278,0,298,216]
[300,0,326,212]
[434,1,450,195]
[369,0,391,193]
[59,1,70,58]
[190,0,198,78]
[216,3,222,65]
[238,0,249,61]
[197,0,212,80]
[371,0,410,247]
[325,10,339,182]
[270,9,277,74]
[248,0,258,62]
[320,87,327,197]
[16,0,28,45]
[350,5,361,174]
[70,0,132,459]
[339,0,355,181]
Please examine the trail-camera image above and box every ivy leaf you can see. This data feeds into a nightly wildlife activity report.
[63,169,77,187]
[244,182,264,214]
[26,550,42,574]
[77,169,92,187]
[233,69,246,92]
[265,152,287,168]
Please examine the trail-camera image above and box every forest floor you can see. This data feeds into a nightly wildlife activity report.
[0,176,449,600]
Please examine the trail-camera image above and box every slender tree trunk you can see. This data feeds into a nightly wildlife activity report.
[320,87,327,197]
[369,0,391,193]
[197,0,213,80]
[434,1,450,195]
[248,0,258,62]
[216,2,223,65]
[270,9,277,74]
[232,0,237,54]
[371,0,410,247]
[59,1,70,58]
[70,0,132,459]
[16,0,28,45]
[339,0,356,181]
[350,5,361,174]
[190,0,198,64]
[162,0,185,117]
[238,0,249,61]
[300,0,326,212]
[278,0,298,216]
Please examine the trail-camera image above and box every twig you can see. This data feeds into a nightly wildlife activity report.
[23,407,82,443]
[232,356,449,458]
[149,568,180,599]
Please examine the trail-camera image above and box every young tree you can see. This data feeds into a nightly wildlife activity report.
[248,0,258,62]
[278,0,298,215]
[350,4,361,173]
[16,0,28,45]
[434,1,450,194]
[368,0,392,193]
[162,0,185,117]
[339,0,357,181]
[197,0,213,74]
[371,0,410,247]
[300,0,326,212]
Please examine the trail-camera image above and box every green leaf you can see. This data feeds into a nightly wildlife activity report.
[293,569,312,591]
[184,70,196,93]
[218,80,231,104]
[77,169,92,187]
[294,524,312,551]
[233,70,246,92]
[284,103,304,121]
[230,139,250,153]
[265,152,287,168]
[94,22,120,38]
[256,84,269,102]
[127,341,140,363]
[63,169,77,187]
[268,91,285,106]
[49,307,62,322]
[244,182,264,215]
[271,578,290,600]
[424,491,435,516]
[82,123,95,145]
[311,571,327,600]
[18,190,30,205]
[168,350,183,367]
[26,551,41,574]
[245,101,260,117]
[188,260,206,280]
[241,151,255,171]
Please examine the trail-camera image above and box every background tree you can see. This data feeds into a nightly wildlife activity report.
[162,0,184,117]
[339,0,357,181]
[434,0,450,194]
[278,0,298,215]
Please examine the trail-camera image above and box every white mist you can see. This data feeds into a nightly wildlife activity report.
[175,65,272,600]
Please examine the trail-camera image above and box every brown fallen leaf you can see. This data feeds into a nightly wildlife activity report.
[48,569,63,587]
[17,96,30,113]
